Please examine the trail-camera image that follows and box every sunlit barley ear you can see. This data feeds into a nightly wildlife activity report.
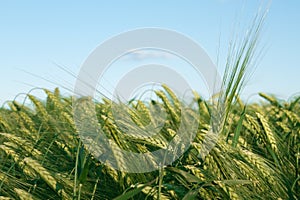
[14,188,38,200]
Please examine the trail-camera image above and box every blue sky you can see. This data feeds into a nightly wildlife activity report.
[0,1,299,105]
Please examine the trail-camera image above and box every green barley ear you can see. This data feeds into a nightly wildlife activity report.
[289,96,300,110]
[155,90,180,124]
[256,112,278,154]
[161,84,181,110]
[0,114,11,132]
[7,102,18,112]
[259,93,282,107]
[216,11,266,135]
[28,94,48,119]
[44,89,64,111]
[54,87,60,97]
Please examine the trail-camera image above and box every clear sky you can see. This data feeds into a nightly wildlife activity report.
[0,0,299,105]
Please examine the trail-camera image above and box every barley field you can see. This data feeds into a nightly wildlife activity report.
[0,14,299,200]
[0,84,299,199]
